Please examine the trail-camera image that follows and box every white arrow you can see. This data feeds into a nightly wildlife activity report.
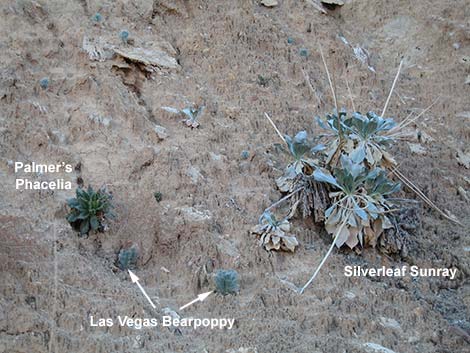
[179,291,213,311]
[128,270,157,309]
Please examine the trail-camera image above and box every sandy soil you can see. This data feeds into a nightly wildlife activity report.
[0,0,469,352]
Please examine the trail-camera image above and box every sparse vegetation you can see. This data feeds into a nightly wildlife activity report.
[39,77,49,89]
[66,186,115,235]
[254,55,461,294]
[92,13,102,22]
[154,191,162,202]
[214,269,239,295]
[119,30,129,43]
[257,74,270,87]
[251,211,298,252]
[118,243,138,270]
[299,48,309,57]
[182,106,203,128]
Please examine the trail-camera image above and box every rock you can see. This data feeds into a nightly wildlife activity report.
[261,0,278,7]
[114,46,179,71]
[161,106,180,114]
[457,186,468,202]
[154,125,168,140]
[321,0,345,5]
[456,111,470,119]
[210,152,222,161]
[465,75,470,85]
[47,129,67,145]
[178,207,212,222]
[187,166,203,183]
[407,142,426,155]
[82,36,115,62]
[88,113,112,127]
[456,150,470,169]
[226,348,258,353]
[363,343,398,353]
[379,317,401,330]
[162,307,180,320]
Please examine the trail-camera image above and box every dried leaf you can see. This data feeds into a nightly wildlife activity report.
[345,227,360,248]
[335,225,350,248]
[281,235,299,252]
[364,226,376,247]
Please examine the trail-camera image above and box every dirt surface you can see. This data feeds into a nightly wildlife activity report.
[1,0,469,352]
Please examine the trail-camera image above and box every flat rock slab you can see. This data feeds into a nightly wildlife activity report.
[363,343,398,353]
[261,0,278,7]
[82,35,180,71]
[114,47,180,70]
[321,0,345,5]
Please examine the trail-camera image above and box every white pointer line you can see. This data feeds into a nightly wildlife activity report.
[128,270,157,309]
[179,291,213,311]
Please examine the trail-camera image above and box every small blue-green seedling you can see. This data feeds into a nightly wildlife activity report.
[287,37,295,44]
[154,191,163,203]
[120,30,129,43]
[39,77,49,89]
[118,243,139,270]
[214,269,239,295]
[241,150,250,160]
[92,13,102,22]
[299,48,309,57]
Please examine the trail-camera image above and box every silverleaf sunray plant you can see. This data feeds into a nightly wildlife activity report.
[253,53,461,295]
[314,155,400,249]
[251,211,299,252]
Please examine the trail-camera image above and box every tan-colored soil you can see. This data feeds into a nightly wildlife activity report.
[1,0,469,352]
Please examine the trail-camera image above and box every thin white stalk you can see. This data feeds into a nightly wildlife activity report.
[299,214,350,294]
[397,96,440,131]
[264,112,287,145]
[391,167,462,225]
[302,68,323,107]
[264,187,304,214]
[319,45,338,114]
[345,76,356,112]
[396,111,415,129]
[381,59,403,117]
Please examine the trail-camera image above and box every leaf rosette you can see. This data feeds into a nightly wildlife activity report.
[314,155,400,248]
[251,211,299,252]
[66,186,115,235]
